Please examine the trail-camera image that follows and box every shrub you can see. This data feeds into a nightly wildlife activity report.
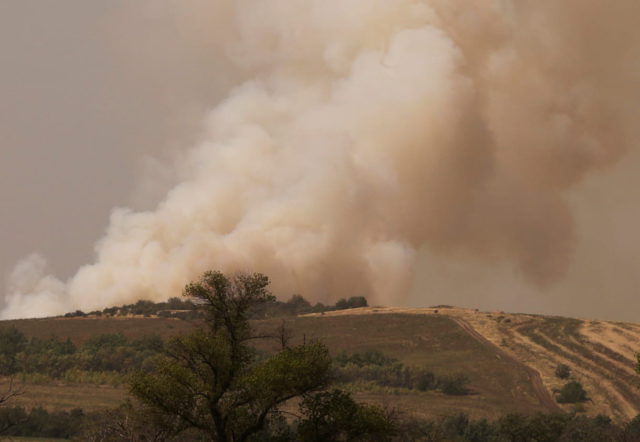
[64,310,86,318]
[439,373,471,395]
[334,351,466,394]
[557,381,588,404]
[625,415,640,440]
[335,350,396,368]
[555,363,571,379]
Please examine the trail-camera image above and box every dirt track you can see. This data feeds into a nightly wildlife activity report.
[450,317,563,413]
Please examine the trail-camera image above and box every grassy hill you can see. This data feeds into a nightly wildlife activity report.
[1,306,639,422]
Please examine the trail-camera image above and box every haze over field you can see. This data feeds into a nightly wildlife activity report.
[1,1,639,320]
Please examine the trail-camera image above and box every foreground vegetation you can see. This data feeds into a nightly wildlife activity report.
[0,329,162,385]
[335,350,470,395]
[2,404,640,441]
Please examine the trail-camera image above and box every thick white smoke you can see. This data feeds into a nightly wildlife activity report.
[3,0,639,319]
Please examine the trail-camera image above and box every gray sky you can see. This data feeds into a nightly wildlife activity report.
[0,1,229,279]
[1,1,639,321]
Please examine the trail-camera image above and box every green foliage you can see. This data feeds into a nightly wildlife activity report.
[0,329,165,384]
[334,350,395,368]
[336,363,439,392]
[76,291,370,321]
[130,271,336,441]
[3,405,635,442]
[0,327,27,375]
[556,381,588,404]
[559,414,618,442]
[334,296,368,310]
[438,373,471,396]
[97,296,199,319]
[555,363,571,379]
[128,271,393,441]
[463,418,494,442]
[0,405,28,436]
[398,412,626,442]
[286,294,312,313]
[296,389,395,441]
[334,350,468,395]
[0,406,85,439]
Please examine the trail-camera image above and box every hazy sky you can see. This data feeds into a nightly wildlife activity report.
[0,1,230,278]
[2,1,639,321]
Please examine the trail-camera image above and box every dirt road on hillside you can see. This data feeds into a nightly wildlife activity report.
[451,317,562,413]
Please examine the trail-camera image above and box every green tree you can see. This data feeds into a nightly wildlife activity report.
[334,296,368,310]
[296,389,395,441]
[130,271,334,441]
[285,294,311,314]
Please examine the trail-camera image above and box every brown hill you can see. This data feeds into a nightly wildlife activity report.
[1,307,639,421]
[307,307,640,421]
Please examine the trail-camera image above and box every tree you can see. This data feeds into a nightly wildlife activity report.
[285,294,311,314]
[296,389,395,441]
[130,271,334,441]
[334,296,368,310]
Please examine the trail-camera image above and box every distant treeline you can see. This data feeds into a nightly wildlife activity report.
[335,350,470,395]
[63,294,369,320]
[2,405,640,441]
[0,328,163,384]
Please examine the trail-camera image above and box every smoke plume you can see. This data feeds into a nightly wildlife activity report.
[3,0,639,319]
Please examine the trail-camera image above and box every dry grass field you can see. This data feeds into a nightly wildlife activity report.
[1,316,196,344]
[254,313,559,420]
[0,380,126,411]
[305,307,640,421]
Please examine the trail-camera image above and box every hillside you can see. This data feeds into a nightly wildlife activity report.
[1,307,639,421]
[306,307,640,421]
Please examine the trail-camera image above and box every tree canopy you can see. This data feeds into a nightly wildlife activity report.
[129,271,393,441]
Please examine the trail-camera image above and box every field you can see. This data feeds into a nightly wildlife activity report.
[254,314,558,419]
[1,307,639,422]
[313,307,640,421]
[0,381,126,411]
[0,316,195,344]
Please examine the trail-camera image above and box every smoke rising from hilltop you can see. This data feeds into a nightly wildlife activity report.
[3,0,639,319]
